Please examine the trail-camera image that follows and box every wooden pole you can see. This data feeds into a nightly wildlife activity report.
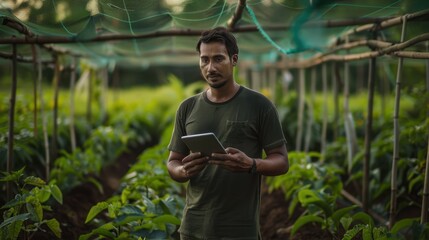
[389,17,407,229]
[333,63,341,141]
[31,45,38,137]
[343,36,357,174]
[6,43,18,200]
[86,69,93,123]
[51,55,60,178]
[296,68,305,151]
[420,40,429,224]
[69,57,77,152]
[304,68,315,153]
[321,63,328,162]
[36,46,50,181]
[363,29,378,212]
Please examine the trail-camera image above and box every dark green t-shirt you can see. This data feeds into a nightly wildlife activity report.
[168,86,286,239]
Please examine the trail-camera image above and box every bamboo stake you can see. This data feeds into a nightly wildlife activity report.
[6,43,17,200]
[304,68,315,153]
[343,36,357,174]
[333,63,341,141]
[69,57,77,152]
[86,69,93,123]
[320,63,328,162]
[296,68,305,151]
[420,40,429,224]
[100,67,108,123]
[31,45,38,137]
[36,46,50,181]
[51,55,60,177]
[389,17,407,229]
[363,30,378,212]
[422,139,429,224]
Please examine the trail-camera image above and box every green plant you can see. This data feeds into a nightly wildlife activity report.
[0,167,63,239]
[291,188,361,237]
[80,195,181,240]
[266,151,343,218]
[342,218,429,240]
[80,125,184,239]
[50,125,129,191]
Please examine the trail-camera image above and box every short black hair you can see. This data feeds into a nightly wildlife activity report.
[196,27,239,58]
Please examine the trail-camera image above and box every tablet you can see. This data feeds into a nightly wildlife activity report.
[181,132,226,156]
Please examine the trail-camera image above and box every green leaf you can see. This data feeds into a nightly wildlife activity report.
[113,213,145,225]
[291,215,324,236]
[343,224,366,240]
[26,200,43,222]
[390,218,419,234]
[24,176,46,187]
[87,177,103,194]
[0,167,25,182]
[45,218,61,238]
[351,212,375,227]
[362,225,372,240]
[0,213,30,229]
[1,195,25,209]
[372,226,388,240]
[83,223,116,239]
[36,187,51,203]
[85,202,109,224]
[2,219,22,240]
[152,214,181,225]
[79,223,117,240]
[331,205,357,227]
[298,189,332,216]
[50,184,63,204]
[340,216,353,231]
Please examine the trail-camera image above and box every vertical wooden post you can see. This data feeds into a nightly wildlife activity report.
[69,57,77,152]
[296,67,305,151]
[304,67,315,153]
[6,43,18,200]
[51,54,60,178]
[363,30,378,213]
[389,17,407,228]
[31,44,38,137]
[86,69,93,123]
[36,46,50,181]
[344,36,358,173]
[332,63,340,141]
[321,63,328,162]
[420,41,429,224]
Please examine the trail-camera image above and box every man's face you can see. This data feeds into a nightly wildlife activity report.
[199,42,236,89]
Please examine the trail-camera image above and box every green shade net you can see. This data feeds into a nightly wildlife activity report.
[0,0,428,68]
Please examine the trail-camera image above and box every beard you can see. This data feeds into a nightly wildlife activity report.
[208,80,227,89]
[205,72,228,89]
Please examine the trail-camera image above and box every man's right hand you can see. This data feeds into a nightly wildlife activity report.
[181,152,210,178]
[167,151,209,182]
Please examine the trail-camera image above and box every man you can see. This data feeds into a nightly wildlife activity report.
[167,27,288,240]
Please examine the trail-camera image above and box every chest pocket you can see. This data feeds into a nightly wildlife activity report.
[224,120,255,148]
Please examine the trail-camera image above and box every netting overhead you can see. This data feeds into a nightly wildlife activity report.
[0,0,428,67]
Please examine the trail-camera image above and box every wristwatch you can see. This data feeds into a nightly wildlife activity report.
[249,158,257,174]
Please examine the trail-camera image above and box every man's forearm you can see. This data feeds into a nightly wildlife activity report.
[167,160,189,183]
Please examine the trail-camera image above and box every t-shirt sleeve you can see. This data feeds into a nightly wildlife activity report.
[259,102,287,151]
[167,98,194,155]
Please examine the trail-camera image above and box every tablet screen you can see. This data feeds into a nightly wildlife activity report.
[181,132,226,156]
